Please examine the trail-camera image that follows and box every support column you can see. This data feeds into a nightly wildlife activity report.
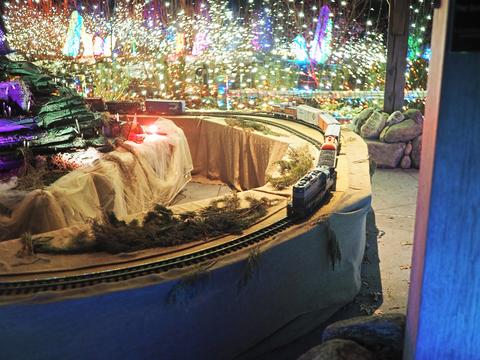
[383,0,410,113]
[405,0,480,358]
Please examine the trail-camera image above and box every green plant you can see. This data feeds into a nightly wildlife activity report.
[267,146,314,189]
[35,194,277,254]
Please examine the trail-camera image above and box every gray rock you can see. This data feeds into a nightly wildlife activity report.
[403,109,424,125]
[404,142,413,156]
[322,313,406,360]
[298,339,374,360]
[366,140,406,168]
[352,108,375,134]
[380,119,423,143]
[386,111,405,126]
[400,155,411,169]
[360,111,388,139]
[411,135,422,169]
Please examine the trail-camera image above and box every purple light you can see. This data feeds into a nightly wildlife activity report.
[0,81,31,111]
[310,5,331,64]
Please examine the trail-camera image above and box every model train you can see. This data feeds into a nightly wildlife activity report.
[285,105,341,219]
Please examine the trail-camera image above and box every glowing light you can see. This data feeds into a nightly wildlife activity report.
[309,5,333,64]
[291,35,309,63]
[62,10,83,57]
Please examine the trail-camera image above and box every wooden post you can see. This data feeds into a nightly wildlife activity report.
[405,0,480,358]
[383,0,410,113]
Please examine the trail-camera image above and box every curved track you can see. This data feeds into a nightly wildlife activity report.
[0,114,324,296]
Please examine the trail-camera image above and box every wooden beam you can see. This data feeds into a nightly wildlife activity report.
[383,0,410,113]
[405,0,480,357]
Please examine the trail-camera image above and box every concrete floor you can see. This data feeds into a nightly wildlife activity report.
[171,180,233,205]
[371,168,418,314]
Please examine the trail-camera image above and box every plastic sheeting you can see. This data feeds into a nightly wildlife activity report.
[0,119,193,240]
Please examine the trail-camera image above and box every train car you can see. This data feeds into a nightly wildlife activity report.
[288,166,335,219]
[271,103,297,119]
[322,123,341,152]
[317,112,340,132]
[317,149,337,169]
[145,99,185,115]
[296,105,323,127]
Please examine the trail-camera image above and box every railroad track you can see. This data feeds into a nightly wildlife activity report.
[0,114,323,296]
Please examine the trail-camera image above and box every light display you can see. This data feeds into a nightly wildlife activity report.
[2,0,433,111]
[309,5,332,65]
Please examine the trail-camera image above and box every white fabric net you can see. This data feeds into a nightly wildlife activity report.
[0,118,193,240]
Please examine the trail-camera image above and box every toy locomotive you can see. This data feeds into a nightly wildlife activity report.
[285,105,341,219]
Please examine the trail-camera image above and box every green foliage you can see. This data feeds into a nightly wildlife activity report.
[35,194,276,254]
[225,118,282,137]
[267,146,314,189]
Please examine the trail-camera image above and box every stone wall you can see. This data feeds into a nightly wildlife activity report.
[351,108,423,169]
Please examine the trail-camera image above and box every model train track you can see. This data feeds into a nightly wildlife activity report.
[0,218,294,296]
[195,111,325,149]
[0,114,323,296]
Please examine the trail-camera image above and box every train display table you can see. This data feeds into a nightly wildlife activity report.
[0,115,371,360]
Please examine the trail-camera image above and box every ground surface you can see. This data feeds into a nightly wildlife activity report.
[171,180,233,205]
[261,168,418,359]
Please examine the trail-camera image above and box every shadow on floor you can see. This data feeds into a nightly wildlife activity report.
[256,209,383,360]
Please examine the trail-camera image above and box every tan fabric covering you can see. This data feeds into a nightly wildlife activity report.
[171,116,290,190]
[0,119,193,241]
[0,190,287,278]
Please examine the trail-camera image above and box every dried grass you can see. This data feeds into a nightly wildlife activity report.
[267,146,314,189]
[35,194,276,255]
[225,118,282,137]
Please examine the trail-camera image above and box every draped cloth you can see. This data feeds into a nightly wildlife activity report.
[0,119,193,240]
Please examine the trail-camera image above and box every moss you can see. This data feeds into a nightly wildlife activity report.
[267,146,314,189]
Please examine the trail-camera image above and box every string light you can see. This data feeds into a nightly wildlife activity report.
[3,0,432,111]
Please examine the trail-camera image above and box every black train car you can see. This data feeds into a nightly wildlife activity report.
[287,166,335,219]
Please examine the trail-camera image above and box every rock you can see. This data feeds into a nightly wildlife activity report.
[411,135,422,168]
[400,155,411,169]
[352,108,375,134]
[358,111,384,138]
[386,111,405,126]
[360,111,388,139]
[298,339,374,360]
[403,109,424,125]
[379,119,423,143]
[366,140,406,168]
[404,142,413,156]
[322,313,406,360]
